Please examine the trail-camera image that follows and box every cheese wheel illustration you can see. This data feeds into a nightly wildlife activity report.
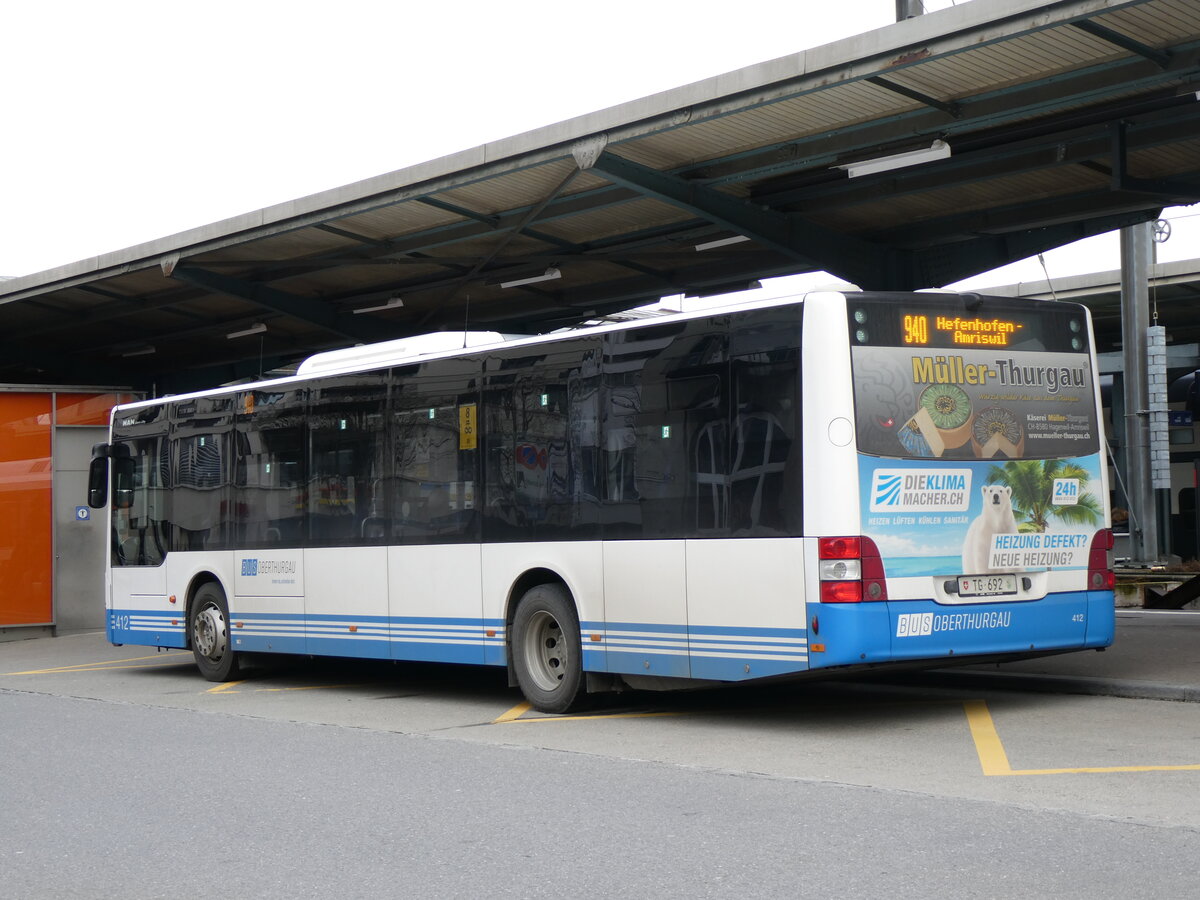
[971,407,1024,458]
[918,383,973,449]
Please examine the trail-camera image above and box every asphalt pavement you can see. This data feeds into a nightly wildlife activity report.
[938,609,1200,702]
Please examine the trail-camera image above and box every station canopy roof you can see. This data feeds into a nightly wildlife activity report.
[3,0,1199,392]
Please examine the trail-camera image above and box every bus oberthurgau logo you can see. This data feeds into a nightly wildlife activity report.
[870,468,971,513]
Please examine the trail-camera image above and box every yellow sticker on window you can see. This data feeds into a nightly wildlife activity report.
[459,404,477,450]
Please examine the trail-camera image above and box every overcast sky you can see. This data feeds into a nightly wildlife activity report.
[3,0,1195,298]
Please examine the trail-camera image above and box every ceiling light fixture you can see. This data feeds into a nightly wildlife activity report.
[120,345,157,357]
[839,139,951,178]
[352,296,405,315]
[226,322,267,339]
[499,267,561,289]
[695,235,751,252]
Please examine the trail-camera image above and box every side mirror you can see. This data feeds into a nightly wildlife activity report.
[114,456,136,510]
[87,444,110,509]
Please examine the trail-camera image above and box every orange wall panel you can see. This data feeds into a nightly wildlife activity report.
[0,394,53,625]
[56,392,136,426]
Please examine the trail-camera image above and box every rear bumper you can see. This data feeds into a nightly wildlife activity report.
[808,590,1114,670]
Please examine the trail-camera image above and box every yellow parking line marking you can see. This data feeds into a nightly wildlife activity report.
[1001,763,1200,775]
[964,699,1014,775]
[493,701,532,723]
[208,682,372,695]
[205,680,246,693]
[965,700,1200,776]
[490,702,687,724]
[6,659,193,676]
[4,653,188,675]
[254,683,363,693]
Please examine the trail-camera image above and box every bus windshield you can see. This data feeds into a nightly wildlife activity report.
[848,295,1099,461]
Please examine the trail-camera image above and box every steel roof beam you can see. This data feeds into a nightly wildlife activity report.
[909,208,1160,287]
[691,43,1200,190]
[1072,19,1171,68]
[755,103,1200,213]
[1110,121,1200,200]
[866,76,961,118]
[586,150,911,289]
[169,267,388,344]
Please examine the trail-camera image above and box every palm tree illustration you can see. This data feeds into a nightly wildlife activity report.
[985,459,1101,532]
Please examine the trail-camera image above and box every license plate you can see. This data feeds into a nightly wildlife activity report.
[957,574,1017,597]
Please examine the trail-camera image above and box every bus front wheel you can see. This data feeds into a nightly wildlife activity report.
[189,582,240,682]
[512,583,585,714]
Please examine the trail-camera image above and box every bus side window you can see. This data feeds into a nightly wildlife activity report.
[730,353,801,536]
[235,388,307,548]
[308,375,388,547]
[392,361,480,545]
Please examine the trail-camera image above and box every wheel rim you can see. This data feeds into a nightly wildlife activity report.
[193,601,228,661]
[522,609,567,693]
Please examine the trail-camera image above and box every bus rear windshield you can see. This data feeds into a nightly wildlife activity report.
[847,295,1099,460]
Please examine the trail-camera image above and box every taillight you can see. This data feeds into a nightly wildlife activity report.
[1088,528,1115,591]
[818,536,888,603]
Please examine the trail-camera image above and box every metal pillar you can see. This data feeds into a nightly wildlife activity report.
[896,0,925,19]
[1119,221,1160,564]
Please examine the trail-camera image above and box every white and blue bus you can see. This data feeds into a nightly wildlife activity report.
[88,291,1114,712]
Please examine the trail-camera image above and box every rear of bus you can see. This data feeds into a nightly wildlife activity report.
[806,292,1114,671]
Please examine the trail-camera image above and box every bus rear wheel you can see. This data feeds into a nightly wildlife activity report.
[512,583,585,714]
[189,582,240,682]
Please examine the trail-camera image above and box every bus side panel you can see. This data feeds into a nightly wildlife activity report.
[230,550,306,654]
[305,547,390,659]
[108,563,183,648]
[388,544,489,665]
[602,540,690,679]
[800,293,860,540]
[685,537,808,681]
[482,541,605,672]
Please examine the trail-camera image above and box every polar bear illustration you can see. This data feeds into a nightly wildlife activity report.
[961,485,1018,574]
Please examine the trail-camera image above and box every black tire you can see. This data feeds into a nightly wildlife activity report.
[511,583,585,714]
[189,582,240,682]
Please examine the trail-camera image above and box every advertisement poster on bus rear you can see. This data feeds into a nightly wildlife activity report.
[857,453,1105,577]
[850,334,1105,578]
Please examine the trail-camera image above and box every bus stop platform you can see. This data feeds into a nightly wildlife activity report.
[923,610,1200,703]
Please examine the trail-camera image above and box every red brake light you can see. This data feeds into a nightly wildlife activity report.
[821,581,863,603]
[817,536,887,602]
[1087,528,1115,591]
[819,537,861,560]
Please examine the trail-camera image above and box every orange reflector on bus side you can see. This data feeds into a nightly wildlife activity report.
[486,629,496,637]
[168,595,177,604]
[349,625,358,633]
[235,622,244,628]
[590,634,602,642]
[810,643,826,653]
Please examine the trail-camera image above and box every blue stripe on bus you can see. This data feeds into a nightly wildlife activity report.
[110,608,810,682]
[108,609,187,649]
